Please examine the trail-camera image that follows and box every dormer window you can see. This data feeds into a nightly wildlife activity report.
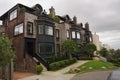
[10,9,17,21]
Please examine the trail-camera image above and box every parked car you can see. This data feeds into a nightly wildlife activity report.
[107,71,120,80]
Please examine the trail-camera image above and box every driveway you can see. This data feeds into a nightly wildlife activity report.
[71,71,112,80]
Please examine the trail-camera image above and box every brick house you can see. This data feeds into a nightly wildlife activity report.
[0,3,93,79]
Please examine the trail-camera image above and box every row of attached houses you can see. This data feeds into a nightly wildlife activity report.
[0,3,93,79]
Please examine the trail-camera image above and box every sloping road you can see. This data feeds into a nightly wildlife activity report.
[71,71,112,80]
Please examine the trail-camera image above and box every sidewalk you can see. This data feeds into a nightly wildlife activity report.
[18,61,88,80]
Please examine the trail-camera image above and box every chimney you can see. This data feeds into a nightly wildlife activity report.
[73,16,77,24]
[85,22,89,30]
[49,6,55,17]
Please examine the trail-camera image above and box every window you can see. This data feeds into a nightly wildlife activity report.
[10,9,17,21]
[45,26,53,35]
[27,22,33,35]
[72,31,75,38]
[38,25,43,34]
[77,32,80,39]
[67,30,69,38]
[56,29,59,38]
[39,43,54,53]
[14,23,23,35]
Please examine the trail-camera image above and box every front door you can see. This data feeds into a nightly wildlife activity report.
[25,38,35,56]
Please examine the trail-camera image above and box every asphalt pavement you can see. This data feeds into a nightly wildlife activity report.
[71,71,112,80]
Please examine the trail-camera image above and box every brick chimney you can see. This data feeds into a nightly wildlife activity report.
[49,6,55,17]
[73,16,77,24]
[85,22,89,30]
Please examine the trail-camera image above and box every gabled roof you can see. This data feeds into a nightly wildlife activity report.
[0,3,35,20]
[57,14,71,22]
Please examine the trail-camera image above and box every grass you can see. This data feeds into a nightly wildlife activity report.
[78,61,118,73]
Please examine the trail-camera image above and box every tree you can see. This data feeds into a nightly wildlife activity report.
[84,43,96,57]
[98,47,109,57]
[61,40,78,59]
[0,36,15,79]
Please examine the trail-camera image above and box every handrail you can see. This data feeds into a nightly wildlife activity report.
[33,53,50,70]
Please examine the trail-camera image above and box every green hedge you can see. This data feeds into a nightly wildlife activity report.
[78,57,92,60]
[50,58,77,71]
[45,55,67,63]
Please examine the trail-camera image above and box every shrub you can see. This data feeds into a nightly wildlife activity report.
[35,65,43,74]
[59,61,65,67]
[78,57,92,60]
[49,58,77,71]
[45,55,67,63]
[64,59,70,65]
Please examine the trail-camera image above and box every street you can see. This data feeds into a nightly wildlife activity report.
[71,71,112,80]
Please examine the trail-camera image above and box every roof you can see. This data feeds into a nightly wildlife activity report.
[0,3,35,20]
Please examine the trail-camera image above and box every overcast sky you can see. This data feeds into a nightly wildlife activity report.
[0,0,120,49]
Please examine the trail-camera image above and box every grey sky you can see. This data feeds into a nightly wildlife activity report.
[0,0,120,49]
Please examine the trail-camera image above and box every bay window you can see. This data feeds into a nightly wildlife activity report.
[77,32,80,39]
[72,31,75,38]
[38,25,43,34]
[39,43,54,53]
[45,26,53,35]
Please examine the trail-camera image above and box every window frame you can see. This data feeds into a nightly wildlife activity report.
[10,9,17,21]
[45,25,53,36]
[14,23,24,36]
[67,30,70,38]
[39,43,54,53]
[38,25,44,35]
[27,22,33,35]
[56,29,59,38]
[77,32,80,39]
[72,31,76,39]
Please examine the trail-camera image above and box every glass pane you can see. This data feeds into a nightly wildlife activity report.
[39,25,43,34]
[10,9,17,21]
[39,43,54,53]
[28,22,33,34]
[14,23,23,35]
[67,30,69,38]
[72,31,75,38]
[45,26,53,35]
[77,32,80,39]
[19,23,23,33]
[14,27,19,35]
[56,29,59,38]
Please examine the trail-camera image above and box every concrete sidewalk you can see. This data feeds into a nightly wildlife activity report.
[18,61,88,80]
